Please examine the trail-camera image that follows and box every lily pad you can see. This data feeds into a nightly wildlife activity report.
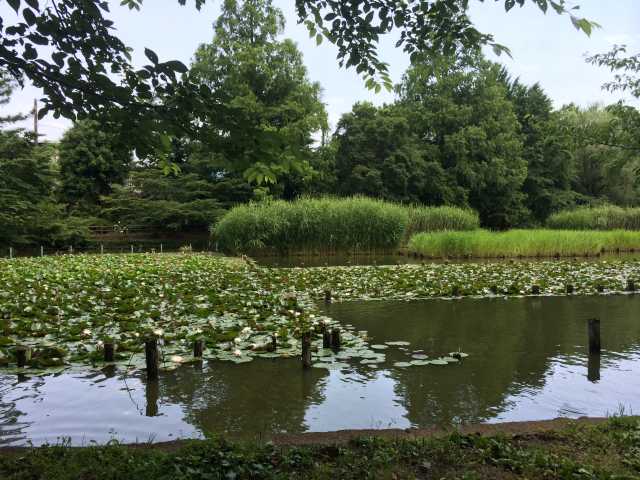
[385,341,411,346]
[429,359,448,365]
[393,361,413,368]
[411,354,429,360]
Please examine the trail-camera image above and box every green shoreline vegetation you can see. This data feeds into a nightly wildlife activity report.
[547,206,640,230]
[212,197,479,255]
[1,417,639,479]
[2,253,640,373]
[407,229,640,259]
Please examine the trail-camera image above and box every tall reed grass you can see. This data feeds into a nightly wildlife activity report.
[405,205,479,240]
[407,229,640,258]
[213,197,479,254]
[547,206,640,230]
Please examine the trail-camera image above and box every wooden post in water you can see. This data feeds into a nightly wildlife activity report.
[322,326,331,349]
[104,342,115,362]
[160,243,163,253]
[301,332,312,369]
[130,244,134,254]
[588,318,601,355]
[587,352,601,383]
[331,328,341,351]
[9,247,12,259]
[193,339,204,358]
[145,337,159,381]
[270,335,277,352]
[324,290,332,304]
[69,245,73,255]
[145,379,159,417]
[15,346,28,368]
[100,244,104,254]
[40,245,43,257]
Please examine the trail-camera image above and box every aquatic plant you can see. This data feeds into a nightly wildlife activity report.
[3,253,640,375]
[212,197,479,254]
[407,229,640,258]
[547,205,640,230]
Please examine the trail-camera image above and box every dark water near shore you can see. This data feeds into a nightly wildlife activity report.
[2,295,640,446]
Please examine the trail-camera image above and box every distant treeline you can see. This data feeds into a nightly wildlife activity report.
[1,0,639,248]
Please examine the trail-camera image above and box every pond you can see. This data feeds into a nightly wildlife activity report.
[1,295,640,446]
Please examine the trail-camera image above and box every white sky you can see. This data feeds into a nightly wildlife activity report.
[1,0,639,141]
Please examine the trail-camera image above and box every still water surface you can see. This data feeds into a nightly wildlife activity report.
[1,295,640,446]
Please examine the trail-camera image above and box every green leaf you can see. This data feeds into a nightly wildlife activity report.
[7,0,20,13]
[144,48,159,64]
[23,8,36,26]
[315,34,323,46]
[163,60,188,73]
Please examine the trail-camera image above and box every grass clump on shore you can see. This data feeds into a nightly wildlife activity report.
[1,417,638,479]
[213,197,479,254]
[407,229,640,258]
[547,205,640,230]
[404,205,479,239]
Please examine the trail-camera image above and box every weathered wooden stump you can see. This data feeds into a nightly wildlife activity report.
[104,342,115,362]
[193,339,204,358]
[15,346,28,368]
[331,328,341,351]
[301,332,312,369]
[587,353,601,383]
[322,327,331,349]
[588,318,601,355]
[324,290,332,304]
[145,337,159,381]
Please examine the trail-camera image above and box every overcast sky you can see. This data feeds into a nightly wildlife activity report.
[2,0,639,141]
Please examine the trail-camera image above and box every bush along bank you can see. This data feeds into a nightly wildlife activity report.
[407,229,640,259]
[547,205,640,230]
[212,196,479,255]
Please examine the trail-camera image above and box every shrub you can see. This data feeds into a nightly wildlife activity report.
[407,229,640,258]
[212,197,479,254]
[547,206,640,230]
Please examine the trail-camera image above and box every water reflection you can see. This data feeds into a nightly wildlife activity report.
[1,295,640,446]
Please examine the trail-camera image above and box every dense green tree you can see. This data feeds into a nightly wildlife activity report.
[101,170,224,231]
[332,102,449,204]
[190,0,327,184]
[557,104,640,207]
[398,52,528,228]
[0,72,90,246]
[502,78,575,223]
[58,120,132,210]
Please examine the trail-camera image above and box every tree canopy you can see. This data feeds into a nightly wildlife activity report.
[190,0,327,184]
[0,0,596,132]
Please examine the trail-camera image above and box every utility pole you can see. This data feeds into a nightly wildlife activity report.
[33,99,38,145]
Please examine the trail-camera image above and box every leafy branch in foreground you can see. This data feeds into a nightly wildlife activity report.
[296,0,598,91]
[0,0,597,121]
[587,45,640,99]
